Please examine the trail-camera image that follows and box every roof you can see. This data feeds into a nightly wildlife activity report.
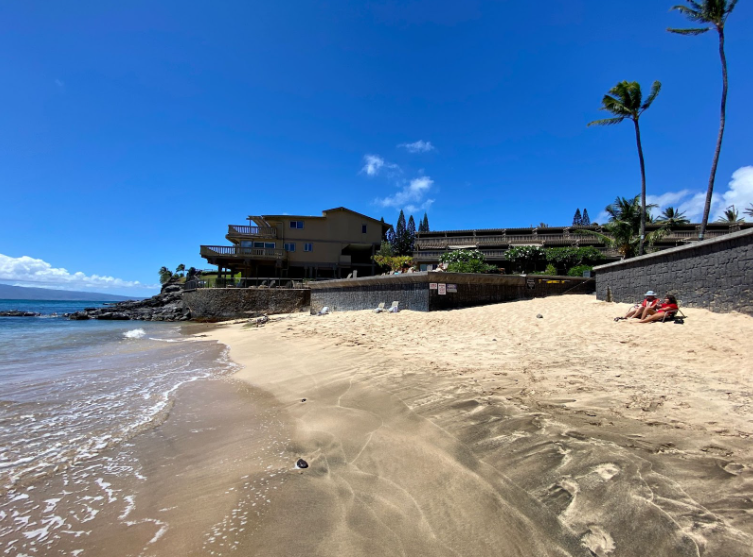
[255,207,392,229]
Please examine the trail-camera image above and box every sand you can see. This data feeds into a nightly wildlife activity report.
[207,294,753,557]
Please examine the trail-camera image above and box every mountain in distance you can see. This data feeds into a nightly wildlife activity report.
[0,283,145,301]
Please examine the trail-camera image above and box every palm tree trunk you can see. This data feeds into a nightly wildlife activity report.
[633,119,647,256]
[699,27,728,241]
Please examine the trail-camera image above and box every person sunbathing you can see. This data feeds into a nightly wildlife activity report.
[615,291,658,321]
[635,294,679,323]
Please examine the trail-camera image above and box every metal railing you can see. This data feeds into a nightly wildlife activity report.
[226,225,277,237]
[200,245,285,259]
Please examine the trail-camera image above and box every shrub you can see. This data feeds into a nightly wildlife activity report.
[505,246,546,273]
[568,264,594,277]
[439,249,495,273]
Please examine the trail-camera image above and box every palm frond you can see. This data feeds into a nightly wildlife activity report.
[587,117,625,127]
[574,228,616,248]
[641,81,662,111]
[727,0,739,16]
[671,4,706,21]
[667,26,710,34]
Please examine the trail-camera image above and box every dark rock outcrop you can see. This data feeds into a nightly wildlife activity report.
[0,310,42,317]
[67,282,191,322]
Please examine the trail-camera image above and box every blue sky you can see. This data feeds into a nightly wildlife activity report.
[1,0,751,296]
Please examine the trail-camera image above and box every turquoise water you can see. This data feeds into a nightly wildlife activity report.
[0,299,238,552]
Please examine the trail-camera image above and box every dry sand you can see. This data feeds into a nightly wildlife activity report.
[207,294,753,557]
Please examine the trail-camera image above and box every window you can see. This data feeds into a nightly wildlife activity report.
[289,220,304,229]
[361,224,367,233]
[284,242,296,252]
[304,243,313,252]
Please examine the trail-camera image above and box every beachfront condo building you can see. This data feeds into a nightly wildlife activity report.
[413,222,753,271]
[199,207,391,280]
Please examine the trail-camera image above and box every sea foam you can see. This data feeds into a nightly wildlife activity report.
[123,329,146,339]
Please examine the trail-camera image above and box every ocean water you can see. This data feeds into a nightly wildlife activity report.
[0,300,293,556]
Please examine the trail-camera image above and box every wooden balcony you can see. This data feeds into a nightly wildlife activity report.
[413,247,621,262]
[226,225,277,239]
[200,245,285,260]
[415,233,602,250]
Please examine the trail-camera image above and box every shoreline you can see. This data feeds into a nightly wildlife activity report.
[206,294,753,556]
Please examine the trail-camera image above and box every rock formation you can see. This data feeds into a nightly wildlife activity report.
[68,282,190,321]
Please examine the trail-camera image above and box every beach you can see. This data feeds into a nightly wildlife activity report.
[205,294,753,557]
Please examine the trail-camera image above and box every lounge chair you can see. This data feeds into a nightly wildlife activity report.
[317,307,330,316]
[374,302,386,313]
[661,305,687,324]
[389,301,400,313]
[346,273,353,279]
[268,280,277,288]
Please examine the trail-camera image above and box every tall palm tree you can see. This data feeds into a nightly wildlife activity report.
[589,81,662,256]
[744,203,753,218]
[657,206,690,226]
[669,0,739,240]
[716,205,743,223]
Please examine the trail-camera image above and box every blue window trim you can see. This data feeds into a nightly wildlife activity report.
[304,243,313,252]
[284,242,296,252]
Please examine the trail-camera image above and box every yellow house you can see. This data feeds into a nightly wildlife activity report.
[200,207,391,280]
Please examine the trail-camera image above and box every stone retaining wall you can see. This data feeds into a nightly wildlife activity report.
[594,228,753,315]
[309,273,594,313]
[183,288,311,320]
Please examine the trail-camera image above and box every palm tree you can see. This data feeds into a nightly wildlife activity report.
[158,266,173,284]
[579,196,664,259]
[744,203,753,218]
[668,0,739,241]
[589,81,662,256]
[716,205,743,223]
[657,206,690,226]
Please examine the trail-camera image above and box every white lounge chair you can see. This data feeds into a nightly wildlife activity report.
[389,301,400,313]
[317,307,330,316]
[374,302,386,313]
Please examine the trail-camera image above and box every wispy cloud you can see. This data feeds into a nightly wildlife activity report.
[0,254,159,292]
[398,140,435,154]
[376,176,435,211]
[360,154,400,177]
[54,79,65,89]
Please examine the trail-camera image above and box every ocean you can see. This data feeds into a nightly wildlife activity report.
[0,300,292,556]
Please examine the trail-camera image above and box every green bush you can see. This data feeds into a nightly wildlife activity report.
[505,246,546,273]
[439,249,495,273]
[567,264,594,277]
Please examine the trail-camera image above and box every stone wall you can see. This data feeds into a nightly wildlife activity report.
[594,228,753,315]
[183,288,311,320]
[309,273,594,313]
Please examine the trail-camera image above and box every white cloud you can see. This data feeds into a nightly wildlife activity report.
[360,154,400,177]
[376,176,435,210]
[646,189,693,209]
[0,254,159,292]
[398,140,435,153]
[55,79,65,89]
[718,166,753,219]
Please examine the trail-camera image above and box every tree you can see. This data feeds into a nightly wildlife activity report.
[745,204,753,218]
[158,266,173,284]
[572,209,582,226]
[716,205,743,223]
[581,209,591,226]
[657,206,690,226]
[422,213,430,232]
[380,217,388,240]
[669,0,739,241]
[392,210,408,255]
[589,80,662,256]
[580,196,665,259]
[372,255,414,272]
[439,249,495,274]
[505,246,547,273]
[407,216,417,253]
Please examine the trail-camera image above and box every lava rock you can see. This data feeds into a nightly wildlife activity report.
[296,459,309,469]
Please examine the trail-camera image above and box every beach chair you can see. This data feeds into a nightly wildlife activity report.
[661,305,687,324]
[388,301,400,313]
[317,307,330,316]
[374,302,386,313]
[268,280,277,288]
[258,280,269,288]
[346,273,353,279]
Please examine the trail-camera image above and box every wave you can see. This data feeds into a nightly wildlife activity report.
[123,329,146,339]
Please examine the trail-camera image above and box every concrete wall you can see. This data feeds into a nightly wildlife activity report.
[309,272,595,313]
[594,228,753,315]
[183,288,311,320]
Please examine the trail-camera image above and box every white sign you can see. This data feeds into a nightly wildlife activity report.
[447,284,457,293]
[429,283,438,290]
[438,283,447,295]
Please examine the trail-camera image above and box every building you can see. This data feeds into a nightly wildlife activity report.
[199,207,391,280]
[414,222,752,271]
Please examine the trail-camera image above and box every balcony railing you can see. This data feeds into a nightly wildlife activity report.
[226,225,277,238]
[413,247,621,262]
[200,245,285,259]
[415,233,603,249]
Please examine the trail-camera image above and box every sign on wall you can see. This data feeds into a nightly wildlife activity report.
[526,278,536,289]
[429,283,438,290]
[447,284,457,293]
[438,283,447,295]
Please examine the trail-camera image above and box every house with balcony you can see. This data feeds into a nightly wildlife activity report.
[414,222,752,270]
[200,207,391,280]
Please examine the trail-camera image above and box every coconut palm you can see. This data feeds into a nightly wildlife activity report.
[158,266,173,284]
[657,206,690,226]
[669,0,739,240]
[579,196,665,259]
[589,81,662,256]
[716,205,743,223]
[744,203,753,218]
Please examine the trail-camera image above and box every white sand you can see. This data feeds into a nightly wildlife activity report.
[207,294,753,556]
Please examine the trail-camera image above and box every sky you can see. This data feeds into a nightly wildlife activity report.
[1,0,752,296]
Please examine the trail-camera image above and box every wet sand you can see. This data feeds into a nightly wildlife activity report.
[207,294,753,557]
